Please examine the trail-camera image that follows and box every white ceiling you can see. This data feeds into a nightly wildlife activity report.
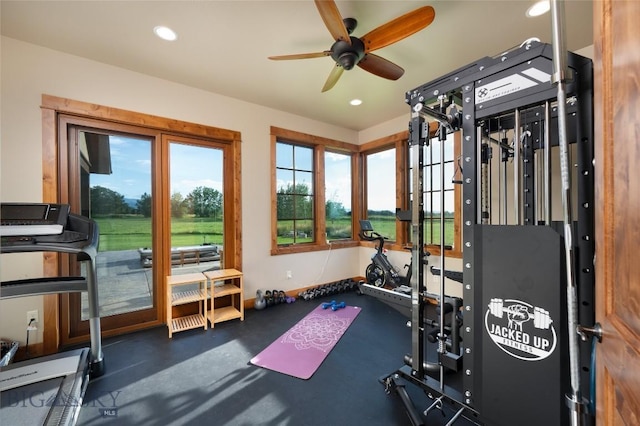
[1,1,593,131]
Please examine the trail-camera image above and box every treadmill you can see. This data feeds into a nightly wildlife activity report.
[0,203,104,426]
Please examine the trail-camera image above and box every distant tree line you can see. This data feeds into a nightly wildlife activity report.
[277,183,351,221]
[90,185,223,218]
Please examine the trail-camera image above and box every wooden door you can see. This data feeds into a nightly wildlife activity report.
[594,0,640,424]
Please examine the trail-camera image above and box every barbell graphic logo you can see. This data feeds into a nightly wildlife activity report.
[484,298,557,361]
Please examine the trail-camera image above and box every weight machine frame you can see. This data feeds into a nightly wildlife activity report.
[381,41,594,425]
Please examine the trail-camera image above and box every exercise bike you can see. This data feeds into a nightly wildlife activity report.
[358,219,429,288]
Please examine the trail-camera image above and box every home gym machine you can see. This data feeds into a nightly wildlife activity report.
[378,37,596,426]
[0,203,104,426]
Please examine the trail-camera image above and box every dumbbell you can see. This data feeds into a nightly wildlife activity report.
[322,300,337,309]
[331,301,346,311]
[301,289,315,301]
[487,298,552,329]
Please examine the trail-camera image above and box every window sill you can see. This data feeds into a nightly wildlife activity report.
[359,241,462,259]
[271,240,359,255]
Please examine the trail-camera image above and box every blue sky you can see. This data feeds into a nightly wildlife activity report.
[324,152,352,211]
[366,149,396,212]
[93,135,403,212]
[90,136,223,200]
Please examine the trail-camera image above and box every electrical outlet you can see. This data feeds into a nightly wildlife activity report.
[286,270,292,279]
[27,309,39,325]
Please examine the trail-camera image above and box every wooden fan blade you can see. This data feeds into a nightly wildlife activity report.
[314,0,351,44]
[321,64,344,92]
[360,6,435,53]
[357,53,404,80]
[269,51,332,60]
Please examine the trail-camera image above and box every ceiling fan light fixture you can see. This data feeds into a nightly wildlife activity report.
[338,52,358,70]
[526,1,550,17]
[153,26,177,41]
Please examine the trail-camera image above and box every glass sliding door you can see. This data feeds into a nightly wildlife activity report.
[45,99,241,346]
[77,130,155,320]
[168,141,224,275]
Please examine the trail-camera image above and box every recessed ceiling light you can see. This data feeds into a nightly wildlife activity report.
[526,0,550,17]
[350,99,362,106]
[154,26,177,41]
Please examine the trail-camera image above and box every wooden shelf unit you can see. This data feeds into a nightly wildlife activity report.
[204,268,244,327]
[166,272,208,338]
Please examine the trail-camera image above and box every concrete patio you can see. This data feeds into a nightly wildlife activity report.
[81,249,221,319]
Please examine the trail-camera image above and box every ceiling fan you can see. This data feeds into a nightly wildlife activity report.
[268,0,435,92]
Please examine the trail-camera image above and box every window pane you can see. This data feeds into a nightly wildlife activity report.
[432,164,441,190]
[276,169,293,193]
[443,138,455,160]
[444,189,455,247]
[276,143,293,168]
[425,191,440,244]
[325,151,352,240]
[277,194,294,220]
[169,143,224,275]
[295,219,313,242]
[82,133,152,318]
[293,195,313,219]
[276,220,294,244]
[423,164,430,191]
[294,145,313,171]
[294,171,313,194]
[444,162,455,190]
[366,148,396,240]
[430,139,441,165]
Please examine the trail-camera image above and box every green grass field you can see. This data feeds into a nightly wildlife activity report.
[93,216,223,251]
[365,216,454,246]
[95,214,453,251]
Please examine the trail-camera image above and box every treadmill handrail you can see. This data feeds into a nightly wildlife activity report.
[1,276,87,299]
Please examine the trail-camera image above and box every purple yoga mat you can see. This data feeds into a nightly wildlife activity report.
[250,303,361,379]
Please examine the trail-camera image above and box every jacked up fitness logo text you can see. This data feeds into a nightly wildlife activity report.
[484,298,557,361]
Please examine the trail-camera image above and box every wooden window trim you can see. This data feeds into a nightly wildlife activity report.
[270,126,358,255]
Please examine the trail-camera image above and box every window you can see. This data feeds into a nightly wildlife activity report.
[359,131,409,247]
[270,126,460,256]
[365,148,397,241]
[275,142,314,244]
[409,130,462,255]
[325,151,352,241]
[271,127,358,255]
[359,129,461,257]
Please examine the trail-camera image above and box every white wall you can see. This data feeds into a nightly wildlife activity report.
[0,36,409,344]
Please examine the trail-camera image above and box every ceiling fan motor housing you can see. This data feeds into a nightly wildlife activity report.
[330,36,365,70]
[267,3,435,91]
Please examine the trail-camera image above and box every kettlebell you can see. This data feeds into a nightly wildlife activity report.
[254,289,267,310]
